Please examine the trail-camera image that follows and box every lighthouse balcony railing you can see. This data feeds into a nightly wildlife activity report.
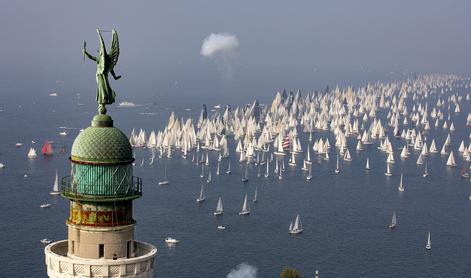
[61,176,142,201]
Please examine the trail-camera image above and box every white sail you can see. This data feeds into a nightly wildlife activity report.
[389,212,397,228]
[214,197,223,215]
[344,148,352,161]
[385,163,392,176]
[365,157,371,170]
[28,147,37,159]
[426,232,432,250]
[289,214,303,234]
[207,170,212,183]
[239,194,250,215]
[265,158,270,178]
[253,187,258,203]
[446,151,456,167]
[50,171,60,195]
[416,153,424,165]
[398,173,404,192]
[196,183,206,202]
[423,162,429,177]
[335,154,340,174]
[306,163,312,180]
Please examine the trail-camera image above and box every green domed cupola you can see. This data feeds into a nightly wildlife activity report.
[71,114,133,164]
[62,113,141,201]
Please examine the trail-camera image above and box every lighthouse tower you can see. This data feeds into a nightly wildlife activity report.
[44,112,156,277]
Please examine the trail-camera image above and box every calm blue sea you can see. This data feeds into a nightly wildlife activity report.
[1,86,471,278]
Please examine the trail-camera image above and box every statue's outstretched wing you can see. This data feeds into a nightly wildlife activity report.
[108,29,120,69]
[97,29,107,61]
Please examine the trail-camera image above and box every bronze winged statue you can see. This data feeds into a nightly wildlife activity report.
[83,29,121,114]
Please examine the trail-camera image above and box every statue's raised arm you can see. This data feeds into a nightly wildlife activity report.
[83,28,121,114]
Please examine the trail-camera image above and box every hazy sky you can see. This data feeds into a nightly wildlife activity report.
[2,0,471,103]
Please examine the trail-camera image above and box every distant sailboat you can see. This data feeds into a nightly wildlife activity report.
[306,163,312,181]
[49,171,60,195]
[158,165,169,185]
[253,187,258,203]
[264,158,270,178]
[41,141,53,156]
[423,162,429,178]
[365,157,371,170]
[213,197,223,216]
[27,147,38,159]
[226,161,232,174]
[385,163,392,176]
[388,212,397,229]
[216,161,220,175]
[334,154,340,174]
[398,173,405,192]
[288,214,303,234]
[238,194,250,215]
[343,149,352,161]
[241,164,249,183]
[425,232,432,250]
[196,183,206,203]
[207,170,212,183]
[446,151,456,167]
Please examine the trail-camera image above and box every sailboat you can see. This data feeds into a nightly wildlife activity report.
[41,141,53,156]
[288,214,303,234]
[425,232,432,250]
[388,212,397,229]
[264,158,270,178]
[238,194,250,215]
[49,171,60,195]
[200,164,205,178]
[423,162,429,178]
[253,187,258,203]
[158,165,170,185]
[213,197,223,215]
[446,151,456,167]
[334,154,340,174]
[385,163,392,176]
[305,147,312,165]
[365,157,371,170]
[306,163,312,181]
[241,164,249,183]
[288,152,296,166]
[27,147,38,159]
[207,170,212,184]
[226,161,232,174]
[196,183,206,203]
[216,161,220,175]
[343,149,352,161]
[398,173,405,192]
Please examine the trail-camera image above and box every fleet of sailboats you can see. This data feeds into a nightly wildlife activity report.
[31,73,471,252]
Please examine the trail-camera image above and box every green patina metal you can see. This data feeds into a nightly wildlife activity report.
[71,116,132,164]
[72,164,132,195]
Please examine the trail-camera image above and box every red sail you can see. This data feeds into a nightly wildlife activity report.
[282,136,290,150]
[42,141,53,155]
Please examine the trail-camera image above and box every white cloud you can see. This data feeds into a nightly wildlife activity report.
[227,263,257,278]
[201,33,240,58]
